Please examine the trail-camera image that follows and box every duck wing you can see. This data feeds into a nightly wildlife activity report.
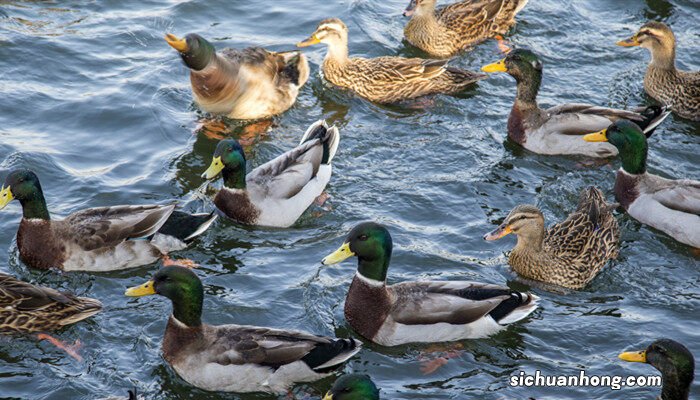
[645,175,700,215]
[389,281,522,325]
[60,204,175,251]
[439,0,504,34]
[540,103,643,135]
[208,325,360,371]
[0,273,71,311]
[357,57,448,83]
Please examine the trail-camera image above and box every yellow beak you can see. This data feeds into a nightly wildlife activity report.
[322,392,333,400]
[125,280,157,297]
[0,185,14,210]
[165,33,188,52]
[583,129,608,142]
[484,224,512,241]
[202,156,225,180]
[297,34,320,47]
[481,58,507,73]
[321,242,355,265]
[619,350,647,363]
[617,35,640,47]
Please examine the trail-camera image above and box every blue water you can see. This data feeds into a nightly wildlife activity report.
[0,0,698,399]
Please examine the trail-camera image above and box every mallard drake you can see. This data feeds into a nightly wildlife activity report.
[403,0,529,58]
[619,339,695,400]
[618,22,700,121]
[584,120,700,248]
[202,120,339,227]
[481,49,670,157]
[164,32,309,120]
[0,272,101,333]
[324,373,379,400]
[0,169,217,272]
[321,222,538,346]
[297,18,485,103]
[483,187,620,290]
[125,266,361,394]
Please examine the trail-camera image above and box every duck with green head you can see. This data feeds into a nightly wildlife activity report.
[321,222,539,346]
[202,120,340,227]
[323,373,380,400]
[617,22,699,121]
[164,32,309,120]
[583,120,700,247]
[619,339,695,400]
[125,266,361,394]
[481,48,670,157]
[0,169,216,272]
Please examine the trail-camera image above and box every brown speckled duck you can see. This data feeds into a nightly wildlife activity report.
[165,32,309,120]
[297,18,485,103]
[322,222,539,346]
[484,187,620,290]
[0,169,216,272]
[403,0,529,58]
[618,22,700,121]
[0,272,101,333]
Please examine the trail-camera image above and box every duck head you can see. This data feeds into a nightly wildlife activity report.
[617,22,676,68]
[323,373,380,400]
[584,120,648,174]
[482,49,543,103]
[484,204,545,251]
[165,33,216,71]
[297,18,349,57]
[403,0,437,17]
[202,139,247,189]
[0,169,50,220]
[322,222,393,283]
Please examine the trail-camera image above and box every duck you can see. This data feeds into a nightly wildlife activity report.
[321,222,539,346]
[0,272,102,333]
[619,339,695,400]
[483,187,620,290]
[125,265,361,394]
[202,120,339,227]
[164,32,309,120]
[0,169,217,272]
[297,18,485,103]
[403,0,529,58]
[324,373,379,400]
[617,22,700,121]
[481,49,670,157]
[583,120,700,248]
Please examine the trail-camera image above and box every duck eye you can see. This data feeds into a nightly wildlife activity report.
[358,234,368,241]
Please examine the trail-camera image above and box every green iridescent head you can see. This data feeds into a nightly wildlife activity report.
[322,222,393,282]
[584,120,648,174]
[202,139,247,189]
[165,32,216,71]
[324,374,380,400]
[0,169,50,220]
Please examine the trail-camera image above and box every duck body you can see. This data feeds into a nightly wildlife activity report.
[298,19,484,103]
[0,272,102,333]
[482,49,670,157]
[204,120,340,228]
[0,170,216,272]
[614,169,700,248]
[166,33,309,120]
[618,22,700,121]
[404,0,529,58]
[584,120,700,248]
[486,187,620,289]
[322,222,538,347]
[126,266,361,394]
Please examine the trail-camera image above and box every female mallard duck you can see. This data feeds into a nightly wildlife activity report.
[584,120,700,248]
[483,187,620,290]
[618,22,700,121]
[619,339,695,400]
[125,266,361,394]
[202,120,339,227]
[297,18,485,103]
[0,169,217,271]
[321,222,538,346]
[0,272,102,333]
[164,32,309,120]
[481,49,670,157]
[403,0,529,58]
[324,373,379,400]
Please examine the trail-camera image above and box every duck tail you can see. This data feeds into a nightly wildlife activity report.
[304,338,362,373]
[490,292,539,325]
[300,120,340,165]
[158,210,218,243]
[577,186,614,224]
[514,0,530,14]
[278,50,308,87]
[59,296,103,326]
[636,105,671,137]
[444,66,487,89]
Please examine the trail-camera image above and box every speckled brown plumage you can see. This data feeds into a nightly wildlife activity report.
[0,273,101,333]
[404,0,529,58]
[500,187,620,290]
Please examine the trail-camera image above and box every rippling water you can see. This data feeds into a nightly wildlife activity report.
[0,0,698,399]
